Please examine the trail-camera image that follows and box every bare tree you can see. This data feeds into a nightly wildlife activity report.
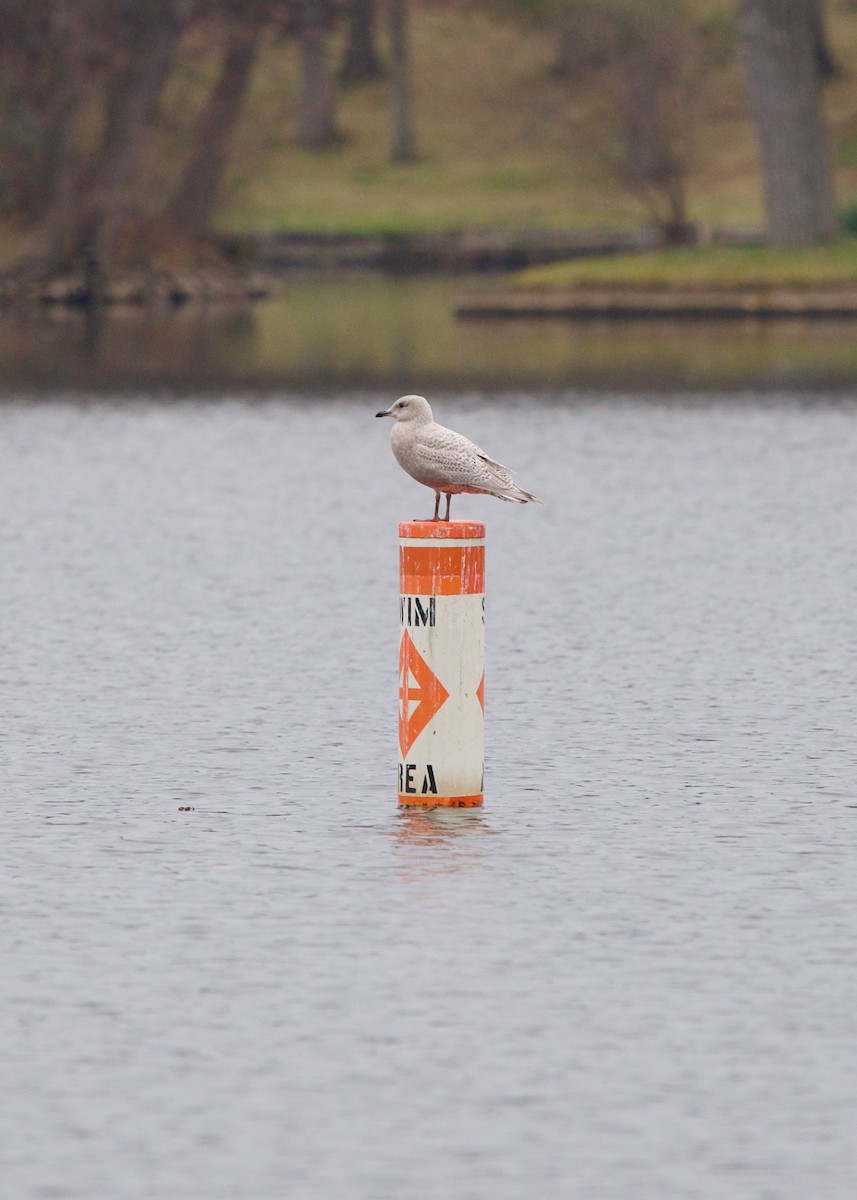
[297,0,340,147]
[339,0,384,85]
[620,22,700,242]
[1,0,325,278]
[809,0,839,80]
[0,0,97,222]
[552,1,614,77]
[738,0,837,245]
[167,14,262,236]
[43,0,198,274]
[494,0,712,239]
[389,0,416,162]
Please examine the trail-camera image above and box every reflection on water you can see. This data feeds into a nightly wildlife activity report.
[396,808,487,840]
[393,810,491,880]
[3,274,857,391]
[394,808,489,847]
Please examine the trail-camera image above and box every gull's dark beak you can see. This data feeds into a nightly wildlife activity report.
[375,408,391,418]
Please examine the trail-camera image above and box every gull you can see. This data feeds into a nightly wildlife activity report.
[376,394,542,521]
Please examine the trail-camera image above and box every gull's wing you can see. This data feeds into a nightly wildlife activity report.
[417,424,516,489]
[477,450,515,476]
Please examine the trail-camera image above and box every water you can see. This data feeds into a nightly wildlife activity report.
[6,274,857,391]
[2,392,857,1200]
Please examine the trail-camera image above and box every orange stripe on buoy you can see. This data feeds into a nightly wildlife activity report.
[400,545,485,596]
[399,520,485,540]
[398,794,484,808]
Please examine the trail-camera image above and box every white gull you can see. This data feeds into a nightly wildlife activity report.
[376,394,542,521]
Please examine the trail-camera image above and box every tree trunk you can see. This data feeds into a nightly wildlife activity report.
[737,0,838,246]
[389,0,416,162]
[621,32,694,243]
[167,20,261,235]
[17,1,87,223]
[552,5,612,77]
[49,3,184,272]
[297,0,339,148]
[31,93,83,224]
[624,40,664,190]
[809,0,838,80]
[339,0,384,85]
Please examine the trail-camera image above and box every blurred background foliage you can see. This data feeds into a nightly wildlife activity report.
[1,0,856,278]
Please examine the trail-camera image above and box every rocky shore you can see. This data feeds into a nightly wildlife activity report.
[0,266,276,307]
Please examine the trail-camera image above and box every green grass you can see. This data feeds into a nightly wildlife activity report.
[512,241,857,289]
[203,3,857,237]
[17,2,855,246]
[214,6,755,235]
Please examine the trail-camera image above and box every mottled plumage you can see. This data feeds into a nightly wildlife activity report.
[375,394,542,521]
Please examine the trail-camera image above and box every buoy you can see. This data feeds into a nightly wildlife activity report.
[397,520,485,807]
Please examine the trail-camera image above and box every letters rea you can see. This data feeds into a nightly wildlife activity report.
[398,762,438,794]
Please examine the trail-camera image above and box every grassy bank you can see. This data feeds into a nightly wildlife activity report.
[511,241,857,291]
[214,4,857,236]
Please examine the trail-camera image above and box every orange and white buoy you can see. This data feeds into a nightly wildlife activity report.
[397,520,485,807]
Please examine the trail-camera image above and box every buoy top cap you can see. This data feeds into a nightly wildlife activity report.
[399,520,485,539]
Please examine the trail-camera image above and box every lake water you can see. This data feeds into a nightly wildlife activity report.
[5,273,857,392]
[3,390,857,1200]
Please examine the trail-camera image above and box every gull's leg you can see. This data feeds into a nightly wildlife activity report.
[433,491,441,521]
[443,493,452,521]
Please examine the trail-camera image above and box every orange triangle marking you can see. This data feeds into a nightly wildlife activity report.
[476,672,485,713]
[398,631,450,757]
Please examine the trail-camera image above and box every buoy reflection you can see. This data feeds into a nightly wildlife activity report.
[394,806,488,846]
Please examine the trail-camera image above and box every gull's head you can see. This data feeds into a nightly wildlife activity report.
[375,394,433,424]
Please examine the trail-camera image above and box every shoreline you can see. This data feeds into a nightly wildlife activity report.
[455,286,857,320]
[0,266,276,308]
[0,227,746,306]
[4,229,857,321]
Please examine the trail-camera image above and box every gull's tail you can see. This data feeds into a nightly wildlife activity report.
[497,483,543,505]
[476,451,543,506]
